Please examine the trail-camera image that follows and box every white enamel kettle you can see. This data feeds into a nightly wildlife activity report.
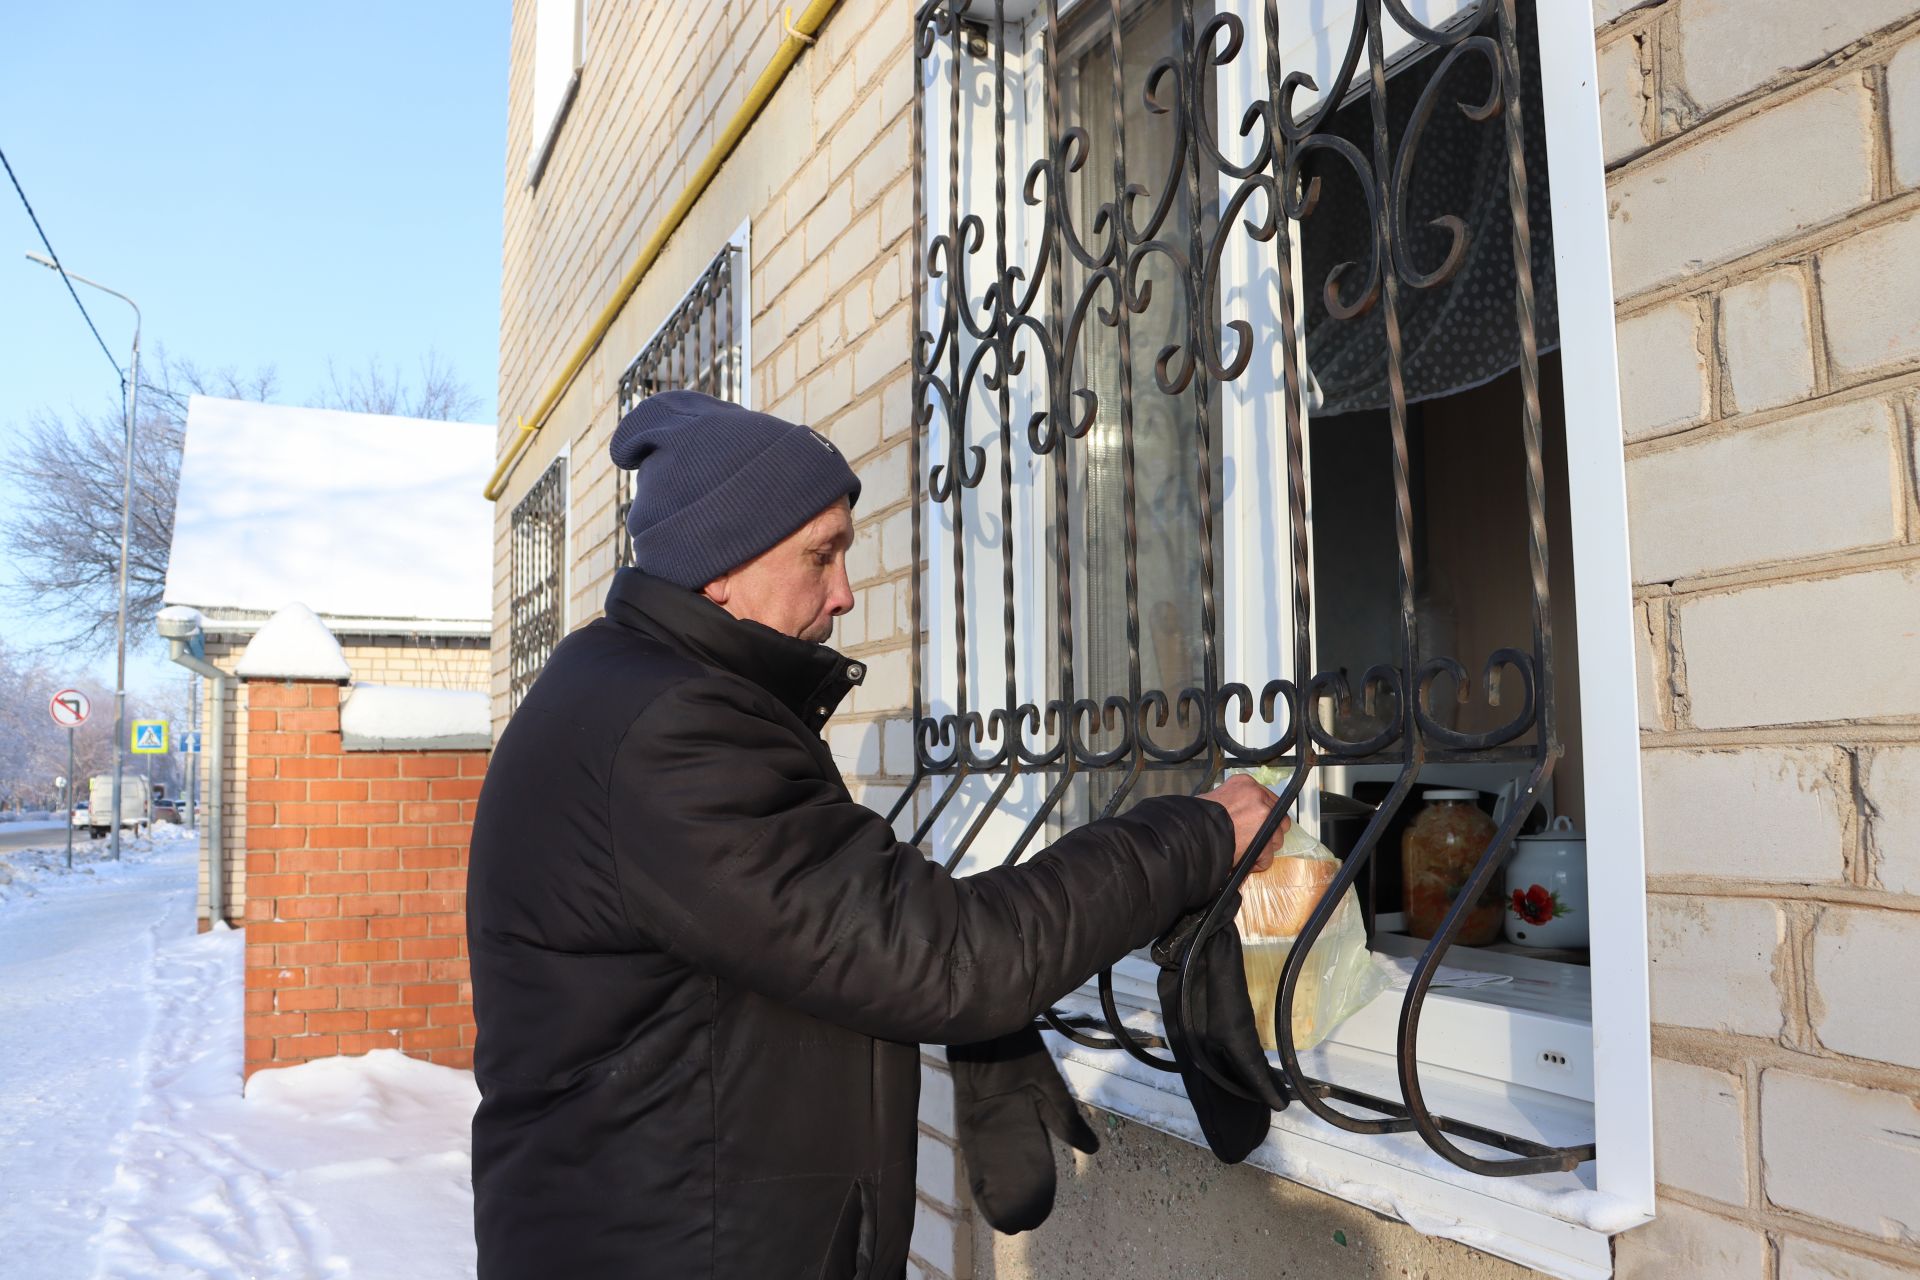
[1502,815,1589,948]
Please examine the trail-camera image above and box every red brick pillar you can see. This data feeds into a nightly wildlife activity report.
[240,675,485,1079]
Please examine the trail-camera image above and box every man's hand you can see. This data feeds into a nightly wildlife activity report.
[1198,776,1291,872]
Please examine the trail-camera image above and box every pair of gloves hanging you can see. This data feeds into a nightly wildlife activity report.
[948,886,1288,1236]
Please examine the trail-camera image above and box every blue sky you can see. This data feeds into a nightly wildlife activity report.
[0,3,509,696]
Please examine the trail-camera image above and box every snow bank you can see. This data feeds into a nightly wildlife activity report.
[92,933,481,1280]
[0,829,178,908]
[340,684,491,750]
[234,603,353,681]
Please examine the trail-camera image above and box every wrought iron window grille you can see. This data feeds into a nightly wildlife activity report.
[615,242,744,566]
[895,0,1589,1178]
[508,456,569,711]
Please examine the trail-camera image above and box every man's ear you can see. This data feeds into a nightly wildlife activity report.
[701,575,731,607]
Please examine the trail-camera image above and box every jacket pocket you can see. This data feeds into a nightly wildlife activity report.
[817,1179,873,1280]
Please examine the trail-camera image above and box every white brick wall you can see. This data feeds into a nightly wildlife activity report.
[1596,31,1648,164]
[1641,747,1848,883]
[1890,38,1920,190]
[913,1056,964,1278]
[1781,1237,1920,1280]
[1647,896,1786,1037]
[1718,268,1816,413]
[918,1059,955,1135]
[1615,1201,1770,1280]
[1760,1071,1920,1241]
[1811,907,1920,1068]
[910,1198,956,1276]
[1676,565,1920,728]
[1862,747,1920,894]
[1634,601,1666,730]
[1650,1058,1749,1203]
[1593,0,1659,28]
[1608,80,1875,298]
[916,1132,959,1209]
[1626,399,1902,583]
[1615,300,1710,439]
[1672,0,1915,112]
[1818,213,1920,381]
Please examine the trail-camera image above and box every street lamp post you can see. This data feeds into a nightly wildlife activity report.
[27,252,140,862]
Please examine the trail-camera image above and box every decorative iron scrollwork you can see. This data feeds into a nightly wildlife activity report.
[896,0,1586,1178]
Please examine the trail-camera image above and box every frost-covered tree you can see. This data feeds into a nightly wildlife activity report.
[2,348,479,658]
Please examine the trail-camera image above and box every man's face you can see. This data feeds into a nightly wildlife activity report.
[700,498,855,644]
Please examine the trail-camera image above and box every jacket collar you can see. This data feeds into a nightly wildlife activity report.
[603,568,867,733]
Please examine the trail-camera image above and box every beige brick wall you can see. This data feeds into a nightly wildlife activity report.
[1606,2,1920,1275]
[493,0,916,745]
[193,633,487,929]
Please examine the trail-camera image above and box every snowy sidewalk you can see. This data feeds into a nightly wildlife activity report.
[0,835,479,1280]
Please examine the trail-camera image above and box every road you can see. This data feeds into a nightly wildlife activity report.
[0,822,77,854]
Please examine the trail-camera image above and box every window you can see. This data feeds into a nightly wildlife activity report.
[508,456,568,710]
[527,0,583,186]
[614,237,747,566]
[905,0,1651,1269]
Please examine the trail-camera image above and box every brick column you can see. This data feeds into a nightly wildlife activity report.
[240,675,485,1079]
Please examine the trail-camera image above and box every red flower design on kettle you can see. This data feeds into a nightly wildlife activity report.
[1510,884,1568,926]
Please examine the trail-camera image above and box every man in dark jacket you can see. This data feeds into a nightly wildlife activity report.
[468,390,1282,1279]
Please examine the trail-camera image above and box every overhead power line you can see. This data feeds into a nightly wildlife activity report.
[0,143,125,381]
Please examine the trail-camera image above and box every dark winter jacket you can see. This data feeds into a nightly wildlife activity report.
[467,568,1234,1280]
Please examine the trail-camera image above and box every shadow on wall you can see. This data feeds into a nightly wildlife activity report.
[974,1107,1541,1280]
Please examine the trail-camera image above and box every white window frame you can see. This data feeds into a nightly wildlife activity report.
[527,0,584,187]
[621,219,755,411]
[915,2,1652,1274]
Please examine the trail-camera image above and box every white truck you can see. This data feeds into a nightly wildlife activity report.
[86,774,151,839]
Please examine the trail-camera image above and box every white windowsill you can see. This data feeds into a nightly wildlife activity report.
[1051,948,1647,1280]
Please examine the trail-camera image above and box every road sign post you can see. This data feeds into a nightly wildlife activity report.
[49,690,90,868]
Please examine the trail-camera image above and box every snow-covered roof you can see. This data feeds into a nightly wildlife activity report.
[234,604,353,681]
[339,684,491,751]
[164,396,493,630]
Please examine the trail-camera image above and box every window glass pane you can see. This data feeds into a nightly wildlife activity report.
[1061,0,1220,817]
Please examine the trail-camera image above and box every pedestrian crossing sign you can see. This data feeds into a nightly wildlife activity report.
[131,720,169,754]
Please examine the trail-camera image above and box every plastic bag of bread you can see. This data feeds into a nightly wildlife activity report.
[1233,801,1387,1053]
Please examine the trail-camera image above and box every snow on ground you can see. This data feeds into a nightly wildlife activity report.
[0,832,479,1279]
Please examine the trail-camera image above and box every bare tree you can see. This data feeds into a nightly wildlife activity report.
[3,347,481,659]
[321,350,482,422]
[0,641,116,810]
[2,348,277,655]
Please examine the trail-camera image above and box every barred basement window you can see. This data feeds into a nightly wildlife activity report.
[900,0,1652,1262]
[508,456,568,710]
[614,241,745,566]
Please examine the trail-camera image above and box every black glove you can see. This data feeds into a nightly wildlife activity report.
[1154,896,1290,1164]
[948,1024,1100,1234]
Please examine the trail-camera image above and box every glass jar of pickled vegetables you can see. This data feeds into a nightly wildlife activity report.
[1401,790,1504,944]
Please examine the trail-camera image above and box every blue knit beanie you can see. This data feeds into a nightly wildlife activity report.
[610,390,862,589]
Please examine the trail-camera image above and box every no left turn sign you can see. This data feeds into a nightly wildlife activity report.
[49,689,91,729]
